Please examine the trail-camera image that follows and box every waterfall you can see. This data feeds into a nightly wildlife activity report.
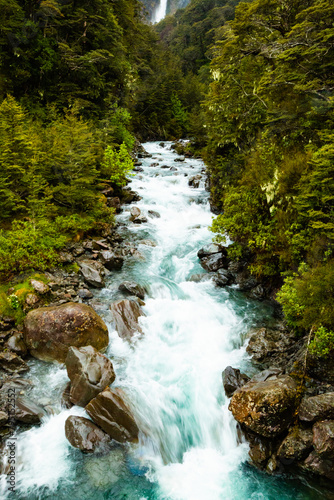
[153,0,168,23]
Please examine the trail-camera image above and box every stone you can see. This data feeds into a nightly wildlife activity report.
[25,293,40,307]
[277,426,313,462]
[118,281,145,300]
[66,346,115,407]
[188,175,202,188]
[23,302,109,362]
[138,239,157,247]
[133,215,148,224]
[148,210,160,219]
[303,451,334,480]
[61,382,73,409]
[197,244,223,259]
[59,252,74,264]
[246,328,293,364]
[110,299,144,340]
[107,197,122,213]
[0,411,8,426]
[235,273,258,292]
[313,420,334,458]
[121,189,141,204]
[86,387,139,443]
[92,240,109,251]
[79,259,105,288]
[229,375,299,438]
[6,332,28,357]
[299,393,334,422]
[248,285,266,301]
[0,352,29,373]
[100,251,124,271]
[77,288,94,300]
[222,366,250,398]
[129,207,141,221]
[65,415,111,453]
[200,253,227,272]
[213,269,234,287]
[188,273,212,283]
[15,397,46,424]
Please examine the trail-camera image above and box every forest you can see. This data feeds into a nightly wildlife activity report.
[0,0,334,355]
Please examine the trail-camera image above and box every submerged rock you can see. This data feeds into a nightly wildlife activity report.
[66,346,116,407]
[200,253,227,272]
[86,387,139,443]
[65,415,111,453]
[118,281,145,300]
[110,299,144,340]
[229,375,299,438]
[23,302,109,362]
[222,366,250,398]
[299,393,334,422]
[148,210,160,219]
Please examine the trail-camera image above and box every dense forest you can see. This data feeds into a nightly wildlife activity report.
[0,0,334,355]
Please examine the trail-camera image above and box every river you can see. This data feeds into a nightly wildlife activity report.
[0,142,326,499]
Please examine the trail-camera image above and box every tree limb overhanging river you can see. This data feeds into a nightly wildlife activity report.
[0,143,324,500]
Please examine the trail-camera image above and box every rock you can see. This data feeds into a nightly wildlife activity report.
[59,251,74,263]
[138,239,157,247]
[110,299,144,340]
[200,253,227,272]
[133,166,144,173]
[100,251,124,271]
[248,434,274,467]
[132,215,148,224]
[313,421,334,458]
[222,366,250,398]
[0,411,8,426]
[150,162,159,167]
[101,186,114,197]
[15,397,46,424]
[303,451,334,480]
[188,274,212,283]
[188,175,202,188]
[25,293,40,309]
[170,166,177,172]
[23,302,109,362]
[6,332,28,357]
[248,285,266,301]
[197,244,224,259]
[86,387,139,443]
[213,269,234,287]
[299,393,334,422]
[79,260,105,288]
[118,281,145,300]
[121,188,141,204]
[77,288,94,300]
[246,328,293,364]
[108,197,122,213]
[65,416,110,453]
[227,260,244,276]
[277,427,313,462]
[175,157,185,162]
[235,273,258,292]
[66,346,115,407]
[61,382,73,409]
[129,207,141,221]
[307,354,334,384]
[229,375,299,438]
[251,368,283,383]
[0,352,29,373]
[148,210,160,219]
[159,142,165,147]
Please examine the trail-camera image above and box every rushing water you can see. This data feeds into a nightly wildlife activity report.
[0,143,329,500]
[153,0,168,23]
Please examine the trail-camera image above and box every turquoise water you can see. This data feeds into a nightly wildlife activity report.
[1,143,330,500]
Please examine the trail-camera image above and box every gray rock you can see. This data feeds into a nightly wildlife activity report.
[118,281,145,300]
[302,451,334,480]
[100,251,124,271]
[188,273,212,283]
[222,366,250,398]
[213,269,234,287]
[246,328,293,364]
[79,260,105,288]
[133,215,148,224]
[197,244,223,259]
[148,210,161,219]
[0,351,29,373]
[78,288,94,299]
[248,284,266,300]
[200,253,227,272]
[15,397,46,424]
[6,332,28,357]
[299,393,334,422]
[30,279,49,294]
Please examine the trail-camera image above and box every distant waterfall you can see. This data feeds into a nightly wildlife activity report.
[153,0,168,23]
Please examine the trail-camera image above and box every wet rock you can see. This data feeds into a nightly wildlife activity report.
[86,387,139,443]
[170,167,177,172]
[197,244,224,259]
[235,273,258,292]
[129,207,141,221]
[229,375,299,438]
[222,366,250,398]
[79,259,105,288]
[213,269,234,287]
[25,293,39,307]
[6,332,28,357]
[77,288,94,300]
[313,420,334,458]
[251,368,283,382]
[302,451,334,480]
[188,175,202,188]
[150,162,159,167]
[0,352,29,374]
[174,157,185,162]
[138,239,157,247]
[30,279,50,294]
[277,427,313,462]
[108,196,122,213]
[133,215,148,224]
[15,397,46,424]
[23,302,109,362]
[246,328,293,364]
[133,166,144,173]
[299,393,334,423]
[148,210,160,219]
[65,415,111,453]
[188,273,212,283]
[66,346,115,407]
[121,188,141,204]
[118,281,145,300]
[200,253,227,272]
[248,434,275,467]
[61,382,73,409]
[110,299,144,340]
[100,251,124,271]
[248,285,266,301]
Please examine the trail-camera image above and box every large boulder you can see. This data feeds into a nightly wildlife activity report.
[100,251,124,271]
[118,281,145,300]
[213,269,234,287]
[302,451,334,480]
[85,387,139,443]
[15,397,46,424]
[246,328,293,364]
[229,375,299,438]
[313,420,334,458]
[277,426,313,462]
[65,415,110,453]
[23,303,109,362]
[222,366,250,398]
[197,244,222,259]
[65,346,115,407]
[110,299,144,340]
[200,253,227,272]
[299,393,334,422]
[78,260,105,288]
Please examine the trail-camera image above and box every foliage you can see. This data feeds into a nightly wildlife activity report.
[101,143,134,187]
[309,326,334,358]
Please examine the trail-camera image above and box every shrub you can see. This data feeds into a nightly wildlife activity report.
[101,142,134,187]
[309,327,334,358]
